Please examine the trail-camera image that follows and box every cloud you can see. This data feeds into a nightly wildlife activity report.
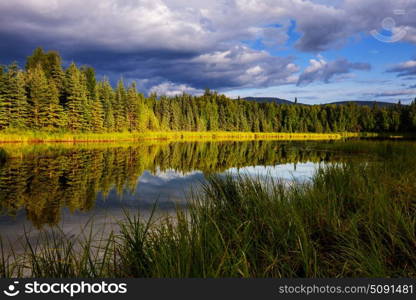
[149,81,203,96]
[0,0,414,94]
[294,0,416,51]
[387,60,416,77]
[297,57,371,86]
[2,0,416,56]
[373,89,416,98]
[86,45,300,92]
[0,0,305,93]
[185,45,300,88]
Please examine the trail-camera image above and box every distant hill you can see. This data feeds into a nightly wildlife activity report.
[243,97,297,105]
[243,97,398,108]
[328,101,397,107]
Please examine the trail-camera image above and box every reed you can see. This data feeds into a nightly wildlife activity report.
[0,129,368,143]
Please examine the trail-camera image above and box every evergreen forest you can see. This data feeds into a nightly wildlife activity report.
[1,48,415,134]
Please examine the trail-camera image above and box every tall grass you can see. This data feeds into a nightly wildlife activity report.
[0,129,362,143]
[1,142,415,277]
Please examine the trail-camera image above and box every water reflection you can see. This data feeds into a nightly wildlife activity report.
[0,140,341,229]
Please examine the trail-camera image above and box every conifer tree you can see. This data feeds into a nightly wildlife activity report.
[46,51,65,96]
[80,71,93,131]
[0,65,8,129]
[26,47,46,71]
[0,64,22,128]
[41,80,65,129]
[8,70,28,128]
[27,65,50,128]
[126,82,139,131]
[90,85,104,132]
[114,79,128,131]
[64,63,87,131]
[98,79,115,131]
[26,48,65,101]
[81,66,97,100]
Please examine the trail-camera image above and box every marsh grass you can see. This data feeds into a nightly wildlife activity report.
[0,129,358,143]
[1,141,415,278]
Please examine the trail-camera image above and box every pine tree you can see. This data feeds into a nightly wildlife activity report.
[46,51,65,96]
[90,84,104,132]
[114,79,128,131]
[8,69,29,128]
[126,82,139,131]
[80,71,93,131]
[0,65,8,129]
[26,47,46,71]
[81,66,97,100]
[41,80,65,129]
[26,47,65,102]
[0,64,23,129]
[64,63,87,131]
[98,79,115,131]
[27,65,50,129]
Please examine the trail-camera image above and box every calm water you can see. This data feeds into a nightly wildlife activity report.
[0,140,357,242]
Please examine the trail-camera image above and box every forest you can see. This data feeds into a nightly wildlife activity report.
[1,47,416,134]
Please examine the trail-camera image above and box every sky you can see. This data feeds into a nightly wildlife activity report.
[0,0,415,104]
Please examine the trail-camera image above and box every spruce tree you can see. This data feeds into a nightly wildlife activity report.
[27,65,50,129]
[90,84,104,132]
[46,51,65,96]
[114,79,128,131]
[0,65,8,129]
[126,82,139,131]
[8,70,29,128]
[80,71,93,131]
[42,80,65,129]
[0,64,22,128]
[98,79,115,131]
[81,66,97,100]
[26,47,65,102]
[25,47,46,71]
[64,63,87,131]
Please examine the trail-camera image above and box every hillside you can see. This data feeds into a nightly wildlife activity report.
[243,97,397,107]
[243,97,296,105]
[328,101,397,107]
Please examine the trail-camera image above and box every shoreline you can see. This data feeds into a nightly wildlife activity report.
[0,131,369,144]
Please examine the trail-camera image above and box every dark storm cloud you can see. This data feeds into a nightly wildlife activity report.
[0,0,415,94]
[110,45,299,90]
[293,4,349,52]
[0,0,303,94]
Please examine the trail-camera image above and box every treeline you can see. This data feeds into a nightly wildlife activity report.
[0,47,416,133]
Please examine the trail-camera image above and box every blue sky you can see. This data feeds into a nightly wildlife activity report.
[0,0,415,104]
[228,29,416,103]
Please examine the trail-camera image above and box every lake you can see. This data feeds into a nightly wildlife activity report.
[0,139,385,243]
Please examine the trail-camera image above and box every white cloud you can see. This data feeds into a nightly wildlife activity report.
[297,57,371,86]
[149,81,203,96]
[1,0,415,93]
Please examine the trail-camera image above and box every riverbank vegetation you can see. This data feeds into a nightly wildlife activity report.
[0,129,351,143]
[1,48,415,139]
[1,141,415,277]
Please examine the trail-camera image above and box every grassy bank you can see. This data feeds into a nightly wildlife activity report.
[1,141,415,278]
[0,130,366,143]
